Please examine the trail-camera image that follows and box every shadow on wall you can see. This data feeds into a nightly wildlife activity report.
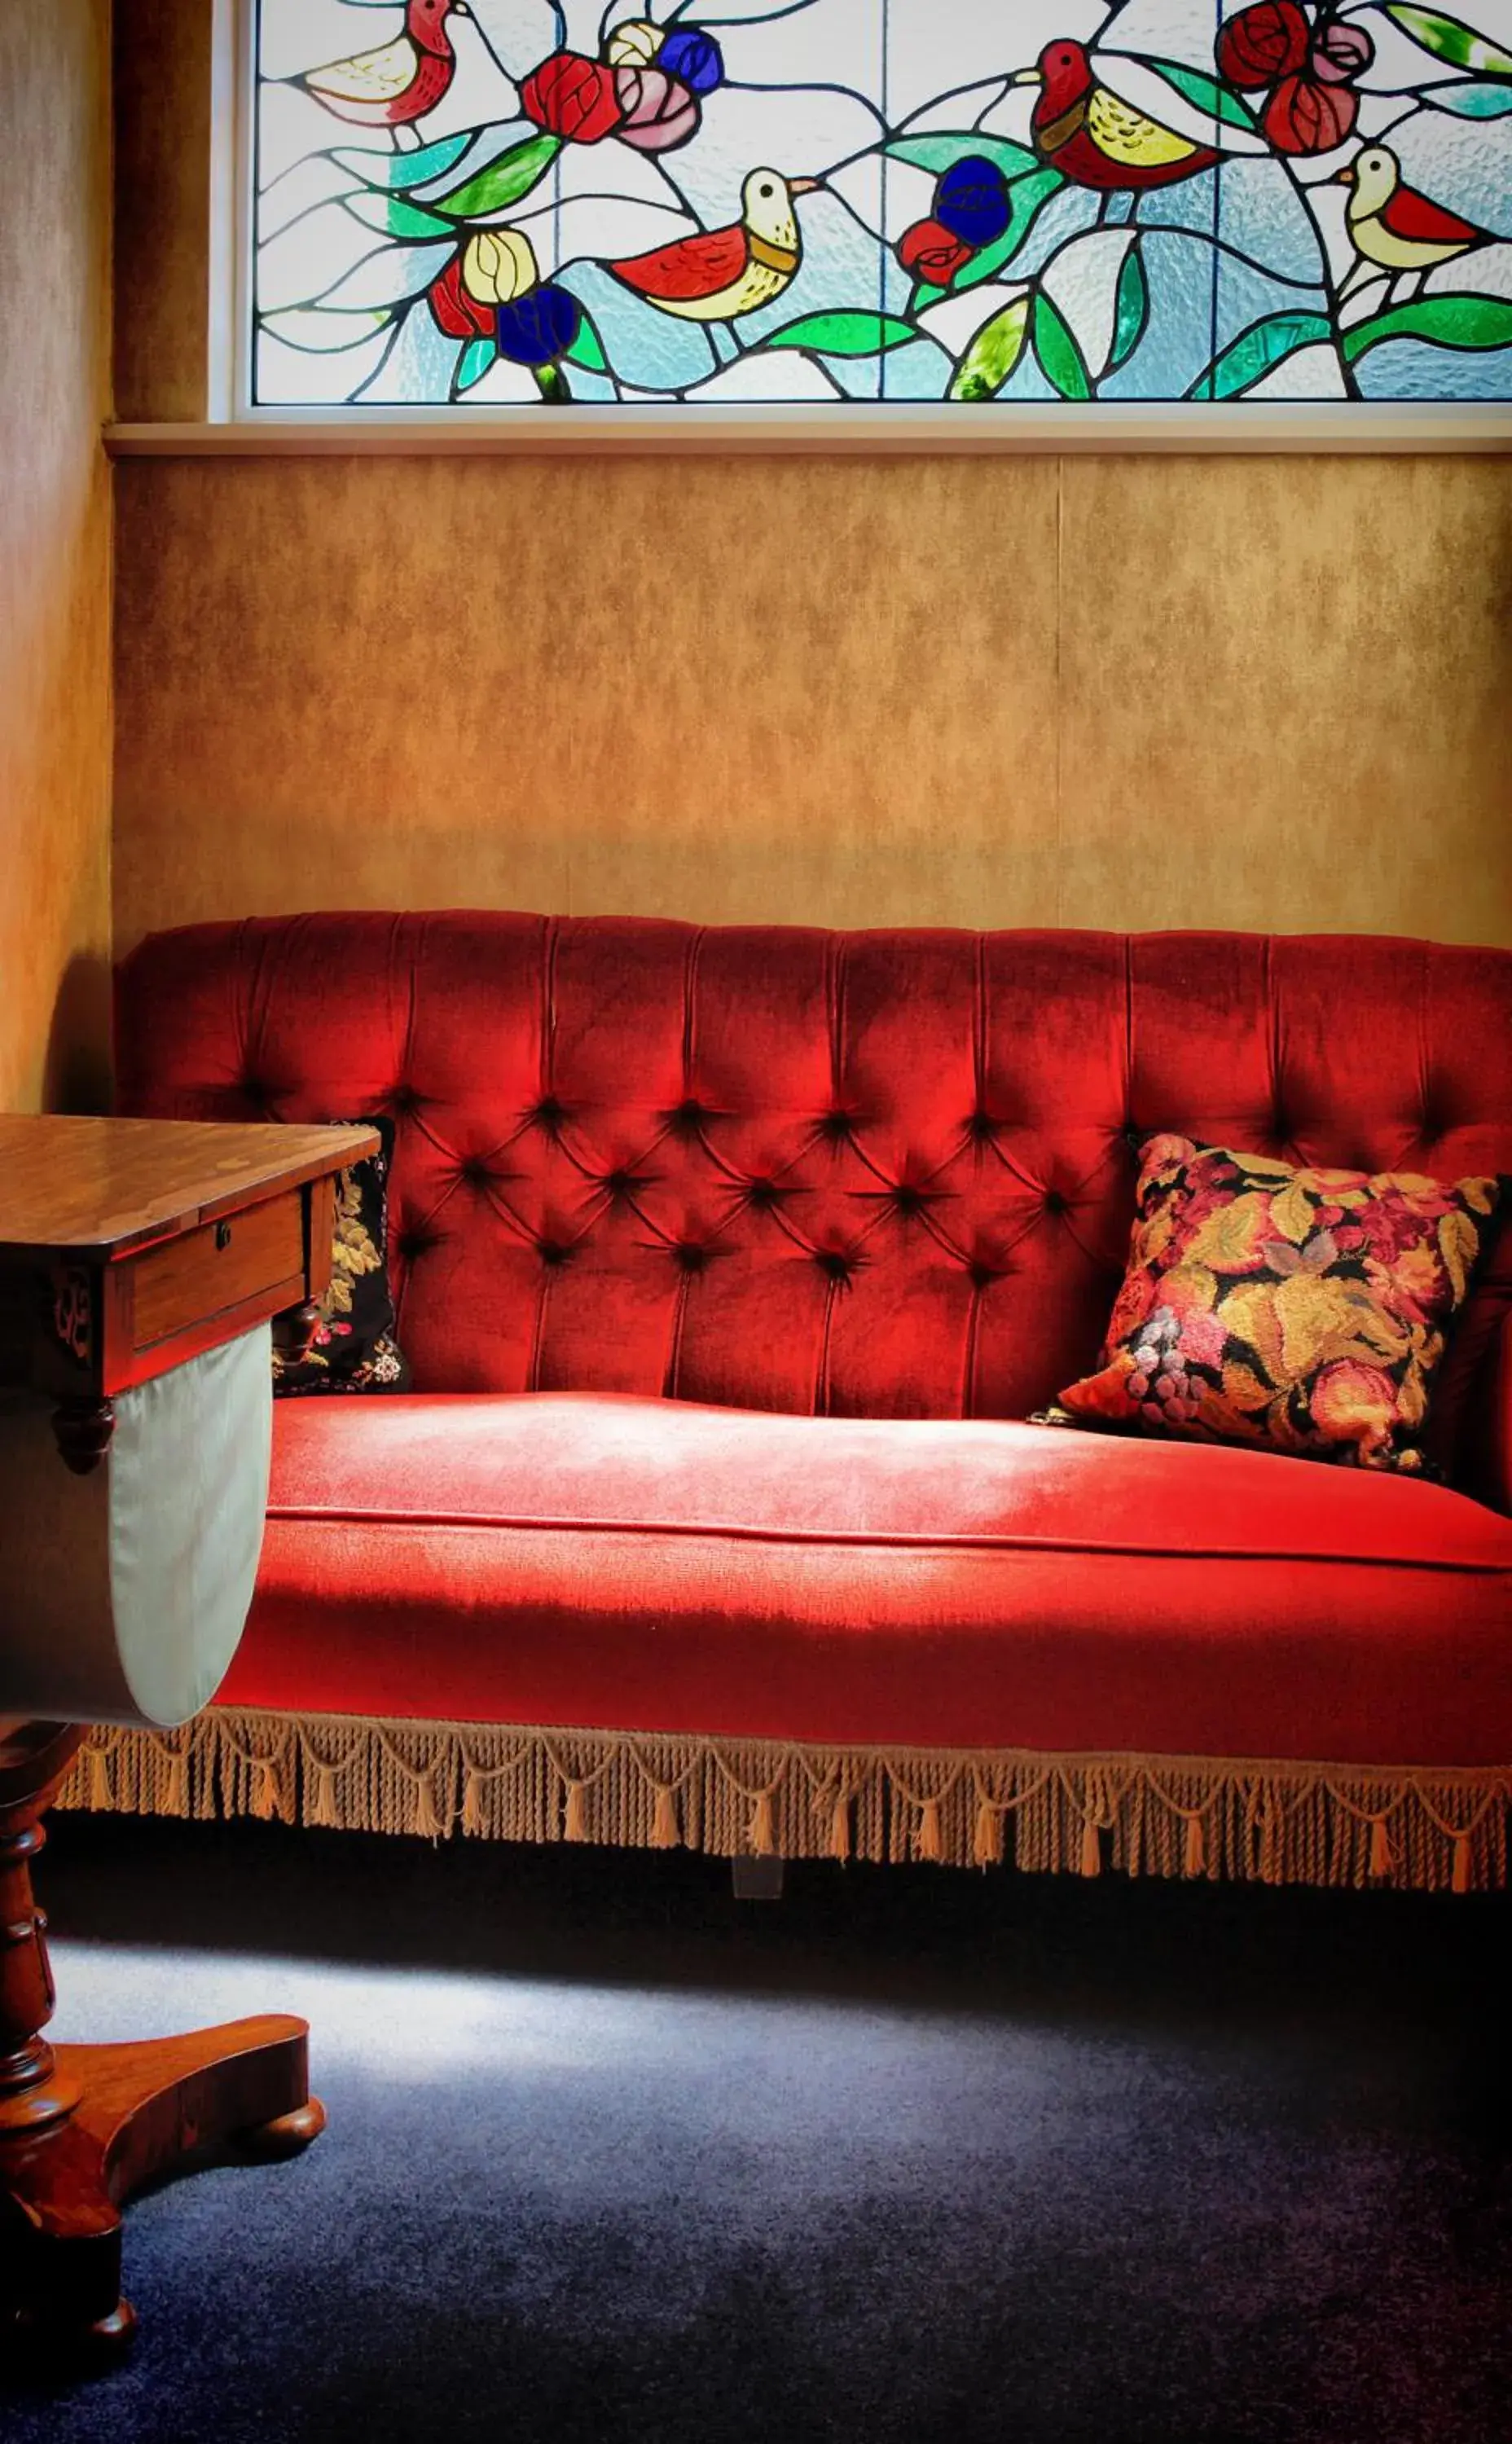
[45,952,112,1114]
[108,830,1079,959]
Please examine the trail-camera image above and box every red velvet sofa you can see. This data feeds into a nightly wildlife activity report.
[64,914,1512,1891]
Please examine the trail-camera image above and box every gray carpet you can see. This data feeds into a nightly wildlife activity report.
[2,1816,1509,2443]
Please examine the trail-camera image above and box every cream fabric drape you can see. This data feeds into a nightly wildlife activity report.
[0,1324,271,1728]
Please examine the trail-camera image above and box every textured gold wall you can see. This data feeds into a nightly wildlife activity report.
[1,0,113,1111]
[111,0,1510,957]
[113,0,211,424]
[114,452,1512,953]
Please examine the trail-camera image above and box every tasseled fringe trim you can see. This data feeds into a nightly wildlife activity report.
[51,1710,1512,1893]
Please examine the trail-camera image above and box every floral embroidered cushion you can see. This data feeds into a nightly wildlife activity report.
[272,1118,410,1397]
[1047,1136,1502,1473]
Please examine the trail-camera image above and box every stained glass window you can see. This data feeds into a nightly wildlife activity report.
[251,0,1512,406]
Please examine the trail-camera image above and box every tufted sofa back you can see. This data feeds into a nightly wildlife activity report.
[116,915,1512,1474]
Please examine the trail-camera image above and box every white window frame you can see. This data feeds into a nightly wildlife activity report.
[104,0,1512,457]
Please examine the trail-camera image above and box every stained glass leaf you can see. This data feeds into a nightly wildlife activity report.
[909,281,949,314]
[885,133,1040,183]
[346,193,461,240]
[918,279,1026,354]
[565,317,609,371]
[1139,61,1261,132]
[404,122,538,205]
[763,310,916,355]
[1384,4,1512,74]
[1039,228,1136,373]
[1431,77,1512,111]
[947,296,1030,398]
[958,169,1066,288]
[1189,311,1334,398]
[1031,292,1092,398]
[1342,293,1512,360]
[1110,244,1147,370]
[455,336,498,393]
[429,133,562,218]
[332,134,476,190]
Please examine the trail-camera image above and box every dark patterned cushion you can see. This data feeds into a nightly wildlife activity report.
[272,1118,410,1397]
[1043,1136,1503,1474]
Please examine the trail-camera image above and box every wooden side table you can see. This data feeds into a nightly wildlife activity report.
[0,1115,376,2368]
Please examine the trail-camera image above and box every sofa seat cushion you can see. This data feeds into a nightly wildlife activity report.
[220,1393,1512,1769]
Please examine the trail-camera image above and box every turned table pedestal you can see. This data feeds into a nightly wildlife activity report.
[0,1115,375,2367]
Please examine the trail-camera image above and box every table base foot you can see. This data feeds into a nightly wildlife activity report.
[1,2016,321,2373]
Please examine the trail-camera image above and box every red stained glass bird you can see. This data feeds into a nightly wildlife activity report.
[605,168,821,320]
[297,0,468,130]
[1015,40,1220,190]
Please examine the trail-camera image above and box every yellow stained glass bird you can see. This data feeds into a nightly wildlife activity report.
[1335,146,1488,291]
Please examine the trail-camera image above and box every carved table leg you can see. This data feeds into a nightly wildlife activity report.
[0,1722,323,2371]
[50,1400,115,1478]
[271,1301,323,1365]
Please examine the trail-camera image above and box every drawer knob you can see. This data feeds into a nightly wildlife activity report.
[214,1221,233,1251]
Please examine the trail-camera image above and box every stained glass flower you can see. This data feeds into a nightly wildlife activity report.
[657,29,724,93]
[496,284,582,363]
[613,66,701,150]
[521,51,624,143]
[1218,2,1310,87]
[1263,71,1358,153]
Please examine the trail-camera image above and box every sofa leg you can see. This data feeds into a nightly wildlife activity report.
[730,1854,785,1901]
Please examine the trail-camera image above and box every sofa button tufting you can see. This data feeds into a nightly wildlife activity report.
[818,1111,853,1145]
[968,1110,998,1143]
[602,1170,635,1198]
[389,1084,420,1116]
[537,1239,571,1268]
[670,1099,706,1132]
[892,1185,927,1216]
[815,1251,853,1283]
[673,1242,709,1273]
[968,1259,1001,1291]
[533,1097,567,1130]
[460,1159,492,1188]
[746,1179,780,1210]
[1043,1189,1068,1216]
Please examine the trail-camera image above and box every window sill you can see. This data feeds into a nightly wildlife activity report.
[103,406,1512,458]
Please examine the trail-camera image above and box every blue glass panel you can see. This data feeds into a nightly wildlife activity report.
[1356,333,1512,396]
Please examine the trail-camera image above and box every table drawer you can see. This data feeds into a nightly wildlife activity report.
[129,1191,305,1350]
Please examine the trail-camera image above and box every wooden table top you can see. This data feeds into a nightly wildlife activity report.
[0,1116,379,1260]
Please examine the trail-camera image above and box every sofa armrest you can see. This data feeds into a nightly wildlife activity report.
[1492,1310,1512,1519]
